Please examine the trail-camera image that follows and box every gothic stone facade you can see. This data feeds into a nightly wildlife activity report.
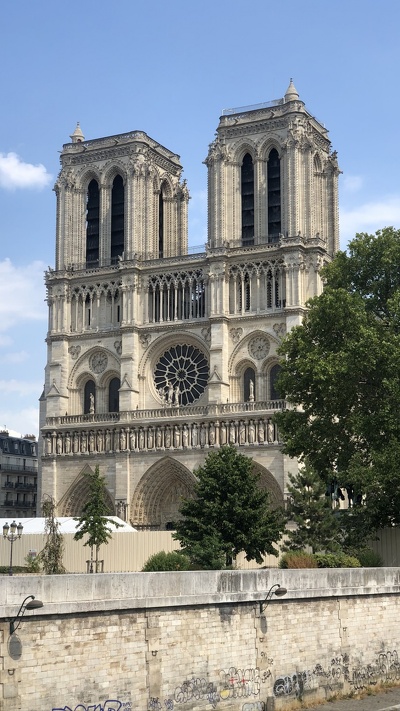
[39,81,340,528]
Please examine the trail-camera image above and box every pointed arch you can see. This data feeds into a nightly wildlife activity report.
[252,461,284,508]
[241,153,254,246]
[131,457,196,529]
[267,148,281,239]
[58,464,115,516]
[86,178,100,265]
[111,174,125,262]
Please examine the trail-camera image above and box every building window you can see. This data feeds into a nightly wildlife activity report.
[267,149,281,239]
[84,380,96,414]
[244,367,256,402]
[270,364,282,400]
[159,186,165,258]
[241,153,254,246]
[86,179,100,266]
[154,344,209,406]
[109,378,120,413]
[111,175,124,262]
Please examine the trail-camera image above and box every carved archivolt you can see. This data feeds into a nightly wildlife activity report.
[131,457,196,528]
[57,464,115,516]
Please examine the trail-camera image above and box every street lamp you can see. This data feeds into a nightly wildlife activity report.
[9,595,44,636]
[3,521,24,576]
[259,583,287,614]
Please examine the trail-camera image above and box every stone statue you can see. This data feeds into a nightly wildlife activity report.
[46,434,52,455]
[138,428,145,450]
[249,379,255,402]
[164,426,171,448]
[89,392,95,415]
[105,429,111,451]
[129,429,136,450]
[81,432,87,453]
[258,420,265,444]
[173,425,181,448]
[56,434,63,454]
[229,421,236,444]
[173,384,180,407]
[120,428,127,450]
[156,426,163,448]
[267,420,274,443]
[248,420,255,444]
[158,386,166,403]
[167,381,174,404]
[192,423,198,447]
[182,424,189,448]
[209,422,216,446]
[89,431,95,453]
[239,421,246,445]
[97,430,104,452]
[200,423,207,447]
[65,432,71,454]
[147,426,154,449]
[73,432,79,453]
[220,422,227,445]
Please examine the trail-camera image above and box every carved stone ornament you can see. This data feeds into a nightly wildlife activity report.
[273,323,286,339]
[139,333,151,348]
[230,327,243,344]
[68,345,81,360]
[114,340,122,356]
[89,352,108,374]
[201,327,211,345]
[248,336,270,360]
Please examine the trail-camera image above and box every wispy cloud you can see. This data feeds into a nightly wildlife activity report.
[343,175,363,192]
[0,152,52,189]
[0,259,47,332]
[340,195,400,248]
[0,379,43,396]
[0,351,29,365]
[0,406,40,438]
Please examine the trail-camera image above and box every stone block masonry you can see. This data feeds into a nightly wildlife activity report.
[0,569,400,711]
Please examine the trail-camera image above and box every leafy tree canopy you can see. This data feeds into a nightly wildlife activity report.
[174,446,284,568]
[275,228,400,532]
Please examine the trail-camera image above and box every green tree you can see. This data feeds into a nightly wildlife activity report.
[74,466,120,572]
[284,462,341,554]
[275,227,400,534]
[174,446,284,569]
[39,495,65,574]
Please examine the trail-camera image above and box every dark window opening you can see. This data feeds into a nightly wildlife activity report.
[270,364,282,400]
[108,378,120,413]
[267,149,281,239]
[241,153,254,246]
[86,179,100,266]
[84,380,96,414]
[159,189,164,258]
[111,175,124,263]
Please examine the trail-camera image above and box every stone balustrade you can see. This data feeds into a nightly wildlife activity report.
[43,415,280,457]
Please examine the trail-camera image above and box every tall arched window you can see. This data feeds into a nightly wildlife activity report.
[241,153,254,246]
[244,367,256,402]
[84,380,96,414]
[267,149,281,240]
[111,175,124,263]
[313,154,322,237]
[159,187,165,258]
[270,364,282,400]
[86,179,100,265]
[108,378,120,413]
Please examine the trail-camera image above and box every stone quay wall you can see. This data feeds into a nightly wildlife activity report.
[1,568,400,711]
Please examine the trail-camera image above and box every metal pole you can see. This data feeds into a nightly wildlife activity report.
[9,537,14,576]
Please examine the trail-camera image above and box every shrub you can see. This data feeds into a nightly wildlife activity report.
[142,550,192,572]
[25,552,42,573]
[349,547,383,567]
[279,551,317,569]
[314,552,361,568]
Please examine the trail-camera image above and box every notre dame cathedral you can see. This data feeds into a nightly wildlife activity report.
[38,81,340,528]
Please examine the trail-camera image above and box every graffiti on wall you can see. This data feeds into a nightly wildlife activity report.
[52,700,132,711]
[273,650,400,698]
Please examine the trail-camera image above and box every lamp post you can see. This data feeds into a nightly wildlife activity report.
[9,595,44,636]
[259,583,287,614]
[3,521,23,576]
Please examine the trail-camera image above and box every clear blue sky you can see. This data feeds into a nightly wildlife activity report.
[1,0,400,436]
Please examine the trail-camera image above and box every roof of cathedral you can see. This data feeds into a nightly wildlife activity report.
[284,79,300,102]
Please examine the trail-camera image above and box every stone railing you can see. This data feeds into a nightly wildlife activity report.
[45,400,286,428]
[43,412,282,457]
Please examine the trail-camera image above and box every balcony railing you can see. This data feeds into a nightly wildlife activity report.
[45,400,286,428]
[0,464,37,474]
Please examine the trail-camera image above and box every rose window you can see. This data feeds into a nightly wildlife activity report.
[154,344,209,406]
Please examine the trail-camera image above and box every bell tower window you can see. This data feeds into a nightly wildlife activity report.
[111,175,124,263]
[270,364,282,400]
[86,179,100,266]
[267,149,281,240]
[159,185,166,258]
[108,378,120,413]
[241,153,254,246]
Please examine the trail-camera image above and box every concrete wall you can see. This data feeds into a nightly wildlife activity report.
[1,569,400,711]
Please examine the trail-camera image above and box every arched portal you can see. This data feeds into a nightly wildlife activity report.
[57,465,115,516]
[131,457,196,530]
[252,461,284,508]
